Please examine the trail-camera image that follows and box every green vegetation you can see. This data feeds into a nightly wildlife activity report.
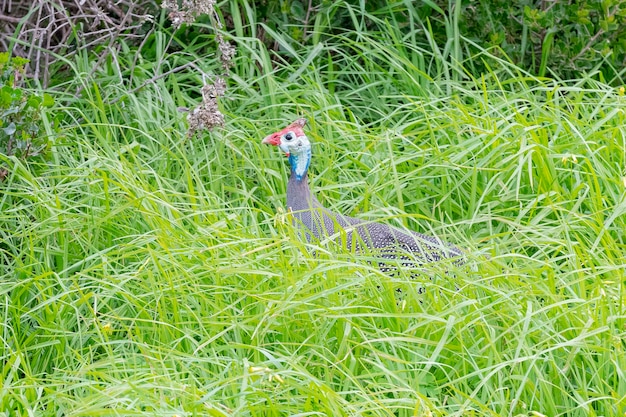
[1,1,625,416]
[428,0,626,82]
[0,53,55,179]
[243,0,626,83]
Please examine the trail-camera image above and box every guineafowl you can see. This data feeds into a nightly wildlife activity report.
[262,118,464,271]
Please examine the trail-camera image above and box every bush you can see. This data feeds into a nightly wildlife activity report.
[0,0,157,87]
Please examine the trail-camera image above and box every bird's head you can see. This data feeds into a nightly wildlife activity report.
[261,118,310,157]
[262,118,311,180]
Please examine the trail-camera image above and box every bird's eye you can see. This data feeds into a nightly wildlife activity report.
[284,132,294,141]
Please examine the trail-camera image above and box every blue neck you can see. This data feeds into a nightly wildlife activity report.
[288,148,311,181]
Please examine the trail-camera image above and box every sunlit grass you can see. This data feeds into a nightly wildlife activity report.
[1,3,625,416]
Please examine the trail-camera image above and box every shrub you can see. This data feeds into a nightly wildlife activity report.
[0,53,54,181]
[430,0,626,82]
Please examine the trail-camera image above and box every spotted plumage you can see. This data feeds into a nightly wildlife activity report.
[262,118,464,270]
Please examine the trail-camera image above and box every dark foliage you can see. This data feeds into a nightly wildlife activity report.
[431,0,626,82]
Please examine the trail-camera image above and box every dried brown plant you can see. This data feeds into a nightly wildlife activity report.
[161,0,235,135]
[186,76,226,137]
[161,0,217,29]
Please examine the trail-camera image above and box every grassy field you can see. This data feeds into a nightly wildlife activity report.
[1,4,625,416]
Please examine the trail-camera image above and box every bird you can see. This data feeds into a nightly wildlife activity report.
[262,118,464,272]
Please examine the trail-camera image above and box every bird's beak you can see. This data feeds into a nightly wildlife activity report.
[262,134,280,146]
[262,134,290,156]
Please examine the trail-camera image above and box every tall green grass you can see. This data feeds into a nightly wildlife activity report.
[1,2,625,416]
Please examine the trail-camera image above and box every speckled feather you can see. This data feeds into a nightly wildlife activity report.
[263,118,464,268]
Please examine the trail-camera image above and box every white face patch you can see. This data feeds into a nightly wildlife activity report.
[281,134,310,155]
